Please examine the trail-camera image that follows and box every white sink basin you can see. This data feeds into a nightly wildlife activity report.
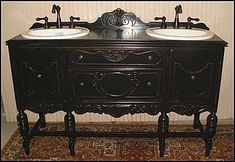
[145,28,214,40]
[21,27,89,39]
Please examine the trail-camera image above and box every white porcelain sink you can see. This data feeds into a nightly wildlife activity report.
[21,27,89,39]
[145,28,214,40]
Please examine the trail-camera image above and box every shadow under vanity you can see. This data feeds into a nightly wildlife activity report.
[6,5,227,157]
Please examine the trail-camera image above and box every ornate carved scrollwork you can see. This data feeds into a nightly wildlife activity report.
[168,103,210,116]
[101,8,137,29]
[23,103,64,113]
[102,50,128,62]
[74,103,160,118]
[90,71,138,97]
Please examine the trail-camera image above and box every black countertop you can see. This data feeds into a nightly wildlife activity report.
[6,28,228,47]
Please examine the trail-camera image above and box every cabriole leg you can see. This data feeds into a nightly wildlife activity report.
[64,111,76,156]
[158,112,169,157]
[17,110,30,155]
[205,112,217,156]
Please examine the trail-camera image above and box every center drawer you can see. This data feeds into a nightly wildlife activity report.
[65,48,164,66]
[69,70,164,99]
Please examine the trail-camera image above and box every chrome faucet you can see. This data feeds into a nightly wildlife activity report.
[52,4,62,28]
[173,5,182,28]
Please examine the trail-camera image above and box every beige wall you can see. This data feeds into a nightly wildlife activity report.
[1,1,234,123]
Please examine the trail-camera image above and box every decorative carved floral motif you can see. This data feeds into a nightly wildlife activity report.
[69,49,162,64]
[74,103,160,118]
[168,103,210,116]
[23,103,64,114]
[102,50,128,62]
[101,8,137,29]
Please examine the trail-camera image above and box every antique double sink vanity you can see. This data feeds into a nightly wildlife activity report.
[6,4,227,157]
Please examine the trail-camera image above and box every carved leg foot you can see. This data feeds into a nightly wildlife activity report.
[65,112,76,156]
[17,110,30,155]
[158,112,169,157]
[159,138,165,157]
[193,113,200,129]
[69,137,75,156]
[205,112,217,156]
[39,113,46,128]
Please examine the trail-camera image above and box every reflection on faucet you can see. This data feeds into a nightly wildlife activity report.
[173,5,182,29]
[52,4,62,28]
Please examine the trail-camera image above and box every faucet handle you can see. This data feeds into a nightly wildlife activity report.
[186,17,199,29]
[36,16,49,28]
[154,16,167,28]
[70,16,80,28]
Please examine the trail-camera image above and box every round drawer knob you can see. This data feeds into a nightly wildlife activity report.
[147,55,152,61]
[147,82,151,86]
[78,55,83,60]
[191,75,196,80]
[37,73,42,79]
[80,81,84,86]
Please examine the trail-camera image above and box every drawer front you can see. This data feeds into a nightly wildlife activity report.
[66,48,164,66]
[70,70,163,99]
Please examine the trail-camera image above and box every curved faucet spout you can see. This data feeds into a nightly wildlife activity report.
[52,4,62,28]
[173,5,182,28]
[175,5,182,14]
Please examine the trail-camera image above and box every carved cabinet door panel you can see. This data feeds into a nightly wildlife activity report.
[169,48,218,102]
[10,47,63,103]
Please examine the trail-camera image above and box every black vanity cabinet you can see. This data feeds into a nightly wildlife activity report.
[6,8,227,158]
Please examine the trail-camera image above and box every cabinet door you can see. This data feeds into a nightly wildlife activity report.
[169,48,218,102]
[10,47,62,102]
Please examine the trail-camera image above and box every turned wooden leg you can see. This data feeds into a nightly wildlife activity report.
[193,112,200,129]
[64,112,76,156]
[39,113,46,128]
[158,112,169,157]
[205,112,217,156]
[17,110,30,155]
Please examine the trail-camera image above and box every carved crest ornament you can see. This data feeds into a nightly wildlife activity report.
[101,8,137,29]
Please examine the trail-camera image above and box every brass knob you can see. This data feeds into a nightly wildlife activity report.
[80,81,84,86]
[147,55,152,61]
[78,55,83,60]
[37,73,42,79]
[191,75,196,80]
[147,82,151,86]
